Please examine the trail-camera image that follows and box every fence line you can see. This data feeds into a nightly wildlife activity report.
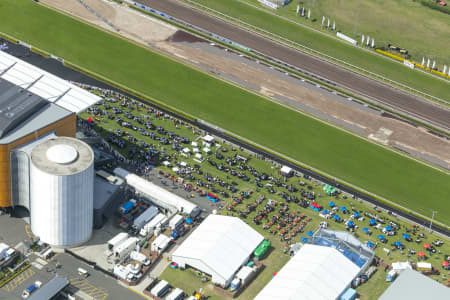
[183,0,450,105]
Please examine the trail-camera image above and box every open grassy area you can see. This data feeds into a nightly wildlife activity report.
[242,0,450,67]
[83,91,450,300]
[186,0,450,101]
[1,0,449,225]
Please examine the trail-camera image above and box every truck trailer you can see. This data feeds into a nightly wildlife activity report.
[132,206,159,233]
[114,237,139,259]
[107,232,129,250]
[139,213,168,237]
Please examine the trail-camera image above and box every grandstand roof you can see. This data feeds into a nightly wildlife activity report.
[0,50,101,113]
[254,244,361,300]
[172,215,264,284]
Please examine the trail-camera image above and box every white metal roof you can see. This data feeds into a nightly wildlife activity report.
[254,244,361,300]
[172,215,264,283]
[0,51,101,113]
[113,168,199,215]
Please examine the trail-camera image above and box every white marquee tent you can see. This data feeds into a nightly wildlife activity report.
[0,51,101,113]
[255,244,361,300]
[172,215,264,287]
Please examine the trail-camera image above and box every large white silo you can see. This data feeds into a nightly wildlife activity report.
[30,137,94,247]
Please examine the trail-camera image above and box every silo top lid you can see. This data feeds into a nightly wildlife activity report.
[46,144,78,164]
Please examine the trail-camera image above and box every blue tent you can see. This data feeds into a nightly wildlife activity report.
[366,241,374,248]
[402,233,410,240]
[362,227,369,233]
[340,206,347,212]
[394,241,402,247]
[322,209,330,214]
[347,221,355,227]
[307,231,314,236]
[328,202,335,207]
[301,237,308,243]
[334,214,341,221]
[385,226,392,231]
[378,234,385,240]
[369,219,376,225]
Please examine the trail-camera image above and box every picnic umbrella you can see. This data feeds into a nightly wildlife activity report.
[423,243,431,249]
[307,231,314,236]
[385,226,392,231]
[369,219,376,225]
[301,237,308,243]
[353,212,361,218]
[328,202,335,207]
[378,234,385,240]
[417,251,426,257]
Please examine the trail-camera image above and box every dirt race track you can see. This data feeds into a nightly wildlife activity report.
[140,0,450,131]
[40,0,450,169]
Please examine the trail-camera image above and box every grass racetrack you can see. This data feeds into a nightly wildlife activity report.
[1,0,448,225]
[186,0,450,102]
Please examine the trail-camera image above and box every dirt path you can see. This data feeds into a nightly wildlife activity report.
[40,0,450,169]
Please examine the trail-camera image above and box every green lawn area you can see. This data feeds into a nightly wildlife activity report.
[84,96,450,300]
[2,0,449,225]
[239,0,450,67]
[186,0,450,101]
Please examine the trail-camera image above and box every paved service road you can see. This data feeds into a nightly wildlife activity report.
[140,0,450,130]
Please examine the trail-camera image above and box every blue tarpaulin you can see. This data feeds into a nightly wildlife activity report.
[328,202,335,207]
[385,226,392,231]
[340,206,347,212]
[322,210,330,214]
[378,234,385,240]
[402,233,410,239]
[395,241,402,246]
[301,237,308,243]
[334,215,341,220]
[366,241,374,248]
[307,231,314,236]
[369,219,376,225]
[362,227,369,232]
[353,212,360,218]
[347,221,355,227]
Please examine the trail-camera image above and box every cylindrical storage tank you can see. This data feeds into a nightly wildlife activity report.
[30,137,94,247]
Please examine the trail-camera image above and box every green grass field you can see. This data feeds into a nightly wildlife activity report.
[240,0,450,67]
[186,0,450,101]
[1,0,449,225]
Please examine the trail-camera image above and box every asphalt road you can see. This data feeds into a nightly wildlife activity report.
[140,0,450,130]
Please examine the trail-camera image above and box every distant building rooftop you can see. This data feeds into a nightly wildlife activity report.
[28,276,69,300]
[378,269,450,300]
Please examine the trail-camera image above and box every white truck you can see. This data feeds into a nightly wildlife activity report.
[169,214,184,230]
[132,206,159,233]
[165,287,185,300]
[107,232,129,251]
[140,213,168,237]
[151,234,171,254]
[130,251,151,266]
[230,266,256,291]
[114,237,139,259]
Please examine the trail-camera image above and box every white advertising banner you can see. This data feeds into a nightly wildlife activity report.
[336,32,357,45]
[403,60,415,69]
[258,0,278,9]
